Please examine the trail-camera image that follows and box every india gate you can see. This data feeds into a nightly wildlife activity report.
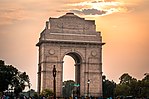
[36,13,105,97]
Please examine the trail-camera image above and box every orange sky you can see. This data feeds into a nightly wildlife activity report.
[0,0,149,91]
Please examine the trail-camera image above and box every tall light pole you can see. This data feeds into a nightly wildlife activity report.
[53,65,57,99]
[87,80,90,97]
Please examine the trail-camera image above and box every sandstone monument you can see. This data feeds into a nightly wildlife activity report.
[36,13,105,97]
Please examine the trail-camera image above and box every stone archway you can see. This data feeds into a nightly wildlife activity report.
[63,52,82,96]
[36,13,105,97]
[65,52,82,83]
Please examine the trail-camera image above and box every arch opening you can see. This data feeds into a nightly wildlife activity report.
[63,55,75,81]
[62,52,82,96]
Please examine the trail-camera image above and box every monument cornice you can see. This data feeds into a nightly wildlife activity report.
[36,39,105,46]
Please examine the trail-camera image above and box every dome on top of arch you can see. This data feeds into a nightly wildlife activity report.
[59,12,84,19]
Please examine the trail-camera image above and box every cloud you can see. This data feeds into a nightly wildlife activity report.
[0,1,58,26]
[0,0,145,26]
[0,2,42,26]
[104,0,116,2]
[0,0,71,26]
[0,4,27,25]
[67,0,130,16]
[71,8,107,15]
[91,0,116,2]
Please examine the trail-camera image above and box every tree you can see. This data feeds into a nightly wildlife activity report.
[0,61,18,92]
[140,73,149,98]
[115,73,132,97]
[114,73,149,98]
[119,73,132,85]
[102,75,116,98]
[13,72,30,96]
[114,83,131,96]
[0,60,30,97]
[62,80,75,98]
[129,78,139,97]
[40,89,54,98]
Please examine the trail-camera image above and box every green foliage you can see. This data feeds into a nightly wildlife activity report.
[129,78,139,97]
[140,73,149,98]
[13,72,30,96]
[62,80,75,97]
[0,60,30,96]
[0,64,18,92]
[33,92,39,99]
[114,73,149,98]
[114,83,131,96]
[102,75,116,98]
[119,73,132,85]
[40,89,54,98]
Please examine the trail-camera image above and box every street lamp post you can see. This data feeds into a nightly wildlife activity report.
[87,80,90,97]
[53,65,57,99]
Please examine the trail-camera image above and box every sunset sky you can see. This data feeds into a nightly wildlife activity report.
[0,0,149,91]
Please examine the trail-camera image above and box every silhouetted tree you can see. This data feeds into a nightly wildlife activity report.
[140,73,149,98]
[0,60,18,92]
[114,73,149,98]
[13,72,30,97]
[119,73,132,85]
[115,73,135,96]
[114,83,131,96]
[0,60,30,97]
[102,75,116,98]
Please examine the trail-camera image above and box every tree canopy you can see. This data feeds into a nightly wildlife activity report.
[0,60,30,96]
[102,75,116,98]
[40,89,54,98]
[115,73,149,98]
[62,80,75,98]
[103,73,149,98]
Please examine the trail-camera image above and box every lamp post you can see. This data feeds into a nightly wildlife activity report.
[53,65,57,99]
[87,80,90,97]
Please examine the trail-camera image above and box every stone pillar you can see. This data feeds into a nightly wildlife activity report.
[46,21,49,29]
[37,65,41,94]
